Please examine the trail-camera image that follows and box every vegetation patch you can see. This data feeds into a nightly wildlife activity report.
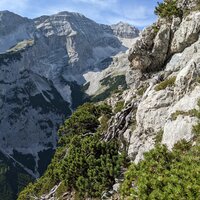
[152,24,160,33]
[0,151,33,200]
[136,85,148,96]
[155,76,176,91]
[114,101,125,113]
[120,140,200,200]
[193,123,200,137]
[154,130,164,144]
[18,103,127,199]
[155,0,182,19]
[92,75,127,102]
[171,100,200,123]
[171,109,197,121]
[192,100,200,137]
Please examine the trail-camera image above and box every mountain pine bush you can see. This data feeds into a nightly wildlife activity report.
[18,103,127,199]
[120,142,200,200]
[155,0,182,19]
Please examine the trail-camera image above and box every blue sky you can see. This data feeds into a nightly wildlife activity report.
[0,0,160,28]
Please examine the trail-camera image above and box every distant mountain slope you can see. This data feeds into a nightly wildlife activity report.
[0,149,33,200]
[0,10,139,181]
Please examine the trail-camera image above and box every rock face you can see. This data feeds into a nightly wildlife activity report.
[128,21,171,72]
[170,12,200,53]
[123,8,200,163]
[129,9,200,72]
[177,0,199,10]
[0,10,139,176]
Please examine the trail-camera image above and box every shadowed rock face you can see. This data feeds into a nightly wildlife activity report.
[0,10,139,175]
[0,11,35,53]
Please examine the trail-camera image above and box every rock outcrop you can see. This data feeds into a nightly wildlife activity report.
[129,7,200,72]
[128,20,171,72]
[122,3,200,163]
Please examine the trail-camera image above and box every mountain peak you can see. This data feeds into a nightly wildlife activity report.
[0,10,14,15]
[111,21,139,38]
[0,10,33,53]
[0,10,30,26]
[0,10,28,20]
[56,11,85,18]
[115,21,130,25]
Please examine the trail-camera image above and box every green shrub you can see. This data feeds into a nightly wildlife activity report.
[98,103,112,132]
[152,24,160,33]
[193,123,200,137]
[155,77,176,91]
[192,99,200,137]
[97,103,112,115]
[120,141,200,200]
[171,109,196,120]
[99,115,110,132]
[114,101,125,113]
[136,85,148,96]
[55,182,68,198]
[92,75,127,102]
[60,134,126,198]
[58,103,101,137]
[154,130,164,144]
[155,0,182,19]
[18,103,126,199]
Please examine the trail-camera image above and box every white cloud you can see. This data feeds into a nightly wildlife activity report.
[73,0,117,7]
[0,0,28,13]
[108,5,156,27]
[0,0,157,28]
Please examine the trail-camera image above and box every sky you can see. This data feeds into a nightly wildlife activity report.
[0,0,160,29]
